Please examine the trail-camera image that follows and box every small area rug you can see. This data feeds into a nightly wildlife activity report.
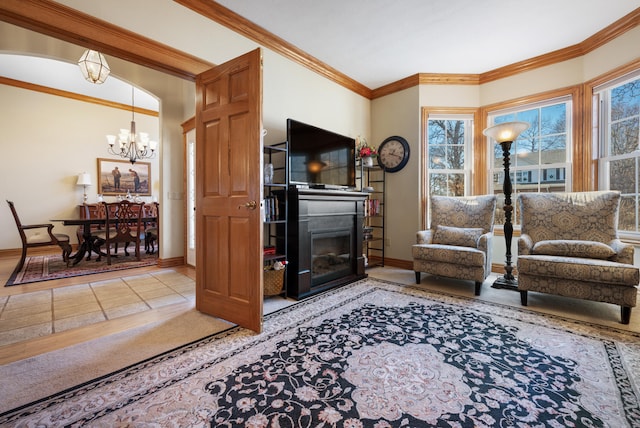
[1,278,639,426]
[5,248,158,286]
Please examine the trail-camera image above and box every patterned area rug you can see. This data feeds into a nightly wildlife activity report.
[5,248,158,286]
[1,278,639,426]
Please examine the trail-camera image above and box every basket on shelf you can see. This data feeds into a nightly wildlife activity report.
[263,267,285,296]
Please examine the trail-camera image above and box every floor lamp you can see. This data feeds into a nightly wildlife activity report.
[483,121,530,290]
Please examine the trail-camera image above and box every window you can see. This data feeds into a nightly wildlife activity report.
[426,115,474,196]
[596,71,640,234]
[488,98,572,225]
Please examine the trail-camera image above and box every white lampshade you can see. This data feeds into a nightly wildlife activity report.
[78,49,110,84]
[76,172,91,186]
[483,121,530,143]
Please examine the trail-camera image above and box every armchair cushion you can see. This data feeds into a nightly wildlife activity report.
[531,240,616,260]
[432,225,484,248]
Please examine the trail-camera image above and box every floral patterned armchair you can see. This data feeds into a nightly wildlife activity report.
[517,191,639,324]
[413,195,497,295]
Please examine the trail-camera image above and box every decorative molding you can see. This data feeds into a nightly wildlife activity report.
[173,0,372,99]
[157,257,185,268]
[0,0,213,81]
[0,76,159,116]
[1,0,637,100]
[378,256,413,271]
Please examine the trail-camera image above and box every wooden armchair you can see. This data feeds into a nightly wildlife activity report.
[102,200,144,265]
[6,200,72,276]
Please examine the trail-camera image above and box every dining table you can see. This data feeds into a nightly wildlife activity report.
[51,216,157,266]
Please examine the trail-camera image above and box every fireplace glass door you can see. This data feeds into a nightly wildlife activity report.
[310,229,353,287]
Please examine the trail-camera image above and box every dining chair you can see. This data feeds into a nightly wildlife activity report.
[143,202,159,254]
[6,200,72,276]
[102,200,144,265]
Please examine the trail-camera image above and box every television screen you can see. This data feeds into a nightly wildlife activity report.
[287,119,356,189]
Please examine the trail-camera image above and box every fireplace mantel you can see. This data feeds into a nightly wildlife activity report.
[286,188,367,299]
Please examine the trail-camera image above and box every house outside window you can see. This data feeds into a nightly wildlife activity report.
[596,71,640,234]
[488,98,572,225]
[426,115,474,197]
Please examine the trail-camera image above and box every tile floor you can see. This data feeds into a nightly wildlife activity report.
[0,269,195,347]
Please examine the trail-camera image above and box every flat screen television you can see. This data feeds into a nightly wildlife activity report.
[287,118,356,189]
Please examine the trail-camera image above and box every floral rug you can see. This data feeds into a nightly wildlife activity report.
[1,278,639,427]
[5,248,158,286]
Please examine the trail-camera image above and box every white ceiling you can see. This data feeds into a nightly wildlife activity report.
[0,54,159,111]
[214,0,640,89]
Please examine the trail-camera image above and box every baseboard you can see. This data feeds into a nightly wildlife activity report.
[378,257,413,270]
[0,245,79,258]
[491,263,519,276]
[158,256,185,268]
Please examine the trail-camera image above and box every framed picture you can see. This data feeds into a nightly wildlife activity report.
[97,158,151,196]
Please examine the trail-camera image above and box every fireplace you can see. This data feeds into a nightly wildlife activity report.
[311,229,352,287]
[286,188,367,299]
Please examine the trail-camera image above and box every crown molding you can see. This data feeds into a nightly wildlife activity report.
[1,0,638,99]
[173,0,373,99]
[0,0,212,81]
[0,75,159,116]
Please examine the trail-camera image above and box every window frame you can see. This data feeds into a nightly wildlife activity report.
[479,87,581,231]
[593,68,640,238]
[420,108,479,229]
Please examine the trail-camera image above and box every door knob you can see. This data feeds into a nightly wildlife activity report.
[239,200,257,210]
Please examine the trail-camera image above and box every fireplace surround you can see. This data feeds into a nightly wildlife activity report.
[285,188,367,299]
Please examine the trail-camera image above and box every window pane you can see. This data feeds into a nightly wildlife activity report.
[610,158,636,193]
[610,117,639,156]
[429,173,448,195]
[429,146,446,169]
[611,80,640,121]
[427,117,471,199]
[541,104,566,135]
[428,121,446,145]
[618,195,637,231]
[540,137,566,163]
[447,174,465,196]
[447,145,464,169]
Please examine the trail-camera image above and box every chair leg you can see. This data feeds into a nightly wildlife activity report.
[415,271,421,284]
[520,290,528,306]
[474,281,482,296]
[59,242,72,267]
[621,306,631,324]
[15,246,27,274]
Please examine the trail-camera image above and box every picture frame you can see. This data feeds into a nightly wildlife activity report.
[97,158,151,196]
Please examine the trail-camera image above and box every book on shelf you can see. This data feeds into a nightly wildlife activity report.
[364,199,381,216]
[264,195,280,221]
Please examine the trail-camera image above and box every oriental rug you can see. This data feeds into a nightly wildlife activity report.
[1,278,639,427]
[5,248,158,286]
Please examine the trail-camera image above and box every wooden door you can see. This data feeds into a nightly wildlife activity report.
[195,49,263,332]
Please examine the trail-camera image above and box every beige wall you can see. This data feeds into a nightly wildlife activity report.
[373,28,640,266]
[0,1,371,259]
[0,84,160,249]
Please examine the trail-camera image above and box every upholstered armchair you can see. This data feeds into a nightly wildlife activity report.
[413,195,497,295]
[517,191,639,324]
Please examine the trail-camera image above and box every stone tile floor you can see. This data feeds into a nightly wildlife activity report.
[0,270,195,347]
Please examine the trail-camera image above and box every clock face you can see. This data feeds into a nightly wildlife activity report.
[378,136,410,172]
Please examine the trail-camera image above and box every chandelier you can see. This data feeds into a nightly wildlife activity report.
[107,86,157,164]
[78,49,110,84]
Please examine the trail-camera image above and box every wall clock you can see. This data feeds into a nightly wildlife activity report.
[377,136,410,172]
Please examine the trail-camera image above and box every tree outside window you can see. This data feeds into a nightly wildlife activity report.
[598,74,640,233]
[427,117,471,196]
[489,100,571,225]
